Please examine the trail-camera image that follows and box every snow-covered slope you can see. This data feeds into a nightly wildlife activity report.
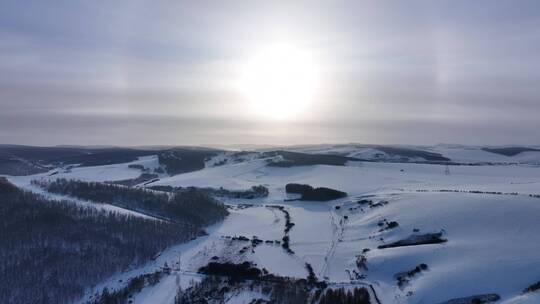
[286,144,540,165]
[4,146,540,303]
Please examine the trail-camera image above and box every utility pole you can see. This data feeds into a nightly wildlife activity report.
[175,252,182,289]
[445,165,451,175]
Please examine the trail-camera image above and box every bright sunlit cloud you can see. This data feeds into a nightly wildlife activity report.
[238,44,320,120]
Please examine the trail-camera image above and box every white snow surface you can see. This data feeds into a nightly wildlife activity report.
[5,149,540,303]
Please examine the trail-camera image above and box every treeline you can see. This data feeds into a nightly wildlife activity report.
[378,233,446,249]
[264,150,357,167]
[91,268,170,304]
[33,178,228,226]
[175,276,313,304]
[0,177,196,304]
[177,261,370,304]
[318,287,370,304]
[106,173,159,187]
[158,149,219,175]
[148,185,269,199]
[286,183,347,201]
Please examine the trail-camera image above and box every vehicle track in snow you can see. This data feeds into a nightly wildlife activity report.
[320,206,346,279]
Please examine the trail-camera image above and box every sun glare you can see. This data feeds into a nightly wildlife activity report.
[239,44,320,120]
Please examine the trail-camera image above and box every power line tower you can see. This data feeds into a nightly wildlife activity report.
[444,165,451,175]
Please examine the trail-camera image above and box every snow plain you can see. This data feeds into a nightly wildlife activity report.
[5,147,540,304]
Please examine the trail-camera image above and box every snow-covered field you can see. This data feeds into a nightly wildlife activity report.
[285,144,540,165]
[4,147,540,304]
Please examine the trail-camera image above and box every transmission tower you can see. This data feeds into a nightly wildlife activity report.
[444,165,451,175]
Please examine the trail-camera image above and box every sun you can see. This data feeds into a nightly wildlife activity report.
[238,44,320,120]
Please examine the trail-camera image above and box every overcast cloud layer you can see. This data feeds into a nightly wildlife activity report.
[1,0,540,146]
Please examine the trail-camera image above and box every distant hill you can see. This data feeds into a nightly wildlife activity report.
[0,145,222,176]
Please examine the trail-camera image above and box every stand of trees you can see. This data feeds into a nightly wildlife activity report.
[0,177,198,304]
[285,183,347,201]
[177,261,370,304]
[148,185,269,199]
[265,150,357,167]
[34,178,228,226]
[157,149,219,175]
[318,287,370,304]
[90,269,170,304]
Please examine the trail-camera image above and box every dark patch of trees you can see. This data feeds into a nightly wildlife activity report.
[157,148,220,175]
[198,262,262,281]
[374,146,450,162]
[204,185,269,199]
[438,294,500,304]
[64,149,156,167]
[282,235,293,254]
[286,183,347,201]
[34,178,228,226]
[267,205,295,254]
[181,262,340,304]
[357,199,373,205]
[0,145,230,176]
[148,185,269,199]
[91,269,170,304]
[0,177,196,304]
[0,158,49,175]
[378,219,399,232]
[265,150,359,167]
[286,183,314,194]
[305,263,318,285]
[147,185,176,192]
[482,147,540,157]
[378,233,447,249]
[396,263,428,288]
[523,280,540,294]
[175,275,314,304]
[0,145,226,176]
[318,287,371,304]
[128,164,146,170]
[369,200,389,208]
[106,173,159,187]
[356,254,368,271]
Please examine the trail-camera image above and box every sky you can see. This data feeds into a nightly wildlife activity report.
[1,0,540,146]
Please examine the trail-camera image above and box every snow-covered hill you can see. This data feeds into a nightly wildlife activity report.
[282,144,540,165]
[3,145,540,303]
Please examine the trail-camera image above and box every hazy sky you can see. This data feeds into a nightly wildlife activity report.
[1,0,540,146]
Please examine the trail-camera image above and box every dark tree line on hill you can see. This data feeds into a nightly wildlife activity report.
[373,146,450,162]
[523,280,540,294]
[157,149,220,175]
[482,147,540,157]
[33,178,228,226]
[148,184,269,199]
[91,268,170,304]
[286,183,347,201]
[0,177,198,304]
[106,173,159,187]
[378,233,446,249]
[318,287,370,304]
[177,261,370,304]
[265,150,358,167]
[0,145,225,176]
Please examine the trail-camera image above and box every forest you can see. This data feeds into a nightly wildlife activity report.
[33,178,229,226]
[0,177,205,304]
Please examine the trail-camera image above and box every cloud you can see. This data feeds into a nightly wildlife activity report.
[1,0,540,145]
